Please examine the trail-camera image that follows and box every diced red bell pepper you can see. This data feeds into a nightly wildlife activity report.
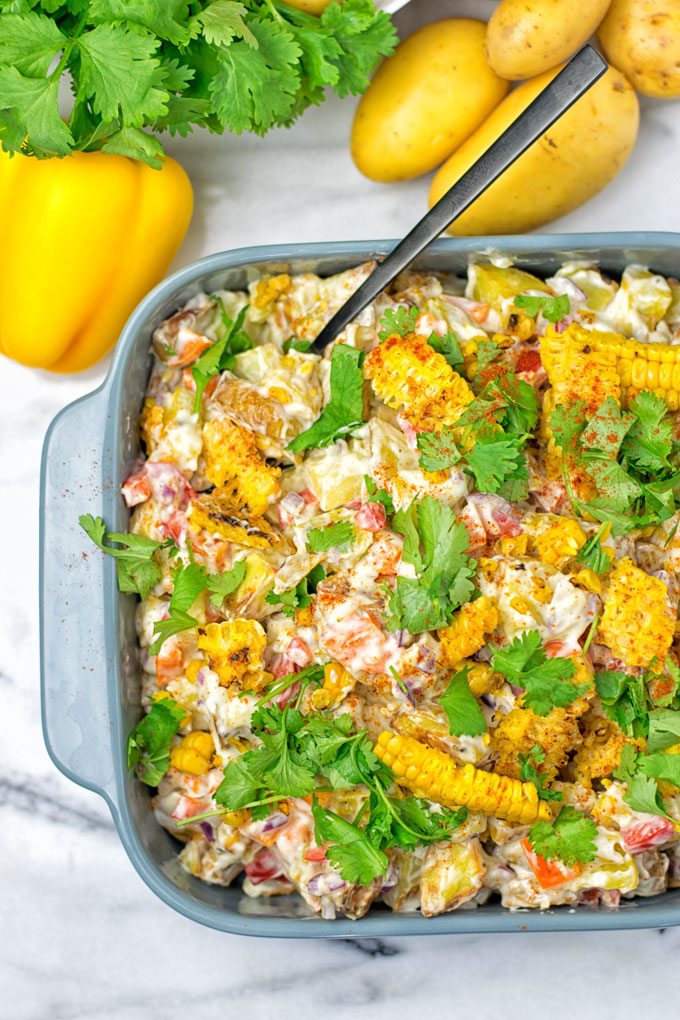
[520,838,582,889]
[621,816,677,854]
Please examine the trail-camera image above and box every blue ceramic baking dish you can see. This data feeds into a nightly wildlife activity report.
[40,233,680,937]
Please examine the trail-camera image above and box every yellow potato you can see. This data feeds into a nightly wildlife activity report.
[485,0,612,80]
[429,65,638,236]
[351,19,509,183]
[599,0,680,98]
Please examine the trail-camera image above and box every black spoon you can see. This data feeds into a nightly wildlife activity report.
[312,45,607,353]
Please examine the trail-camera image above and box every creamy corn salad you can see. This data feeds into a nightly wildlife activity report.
[82,259,680,918]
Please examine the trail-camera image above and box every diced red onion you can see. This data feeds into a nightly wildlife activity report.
[509,682,524,697]
[199,821,215,842]
[262,811,289,833]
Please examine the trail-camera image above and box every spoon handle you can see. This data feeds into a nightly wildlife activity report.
[312,45,607,353]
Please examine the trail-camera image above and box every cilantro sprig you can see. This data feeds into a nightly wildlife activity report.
[127,696,186,786]
[0,1,397,164]
[364,474,395,516]
[492,630,589,716]
[149,557,246,655]
[80,514,174,599]
[614,744,680,821]
[575,523,612,574]
[288,344,365,453]
[528,805,597,866]
[378,305,418,340]
[514,293,571,323]
[307,520,354,553]
[519,745,563,803]
[440,666,487,737]
[385,495,477,634]
[265,564,325,619]
[427,331,463,368]
[552,391,680,533]
[192,303,252,412]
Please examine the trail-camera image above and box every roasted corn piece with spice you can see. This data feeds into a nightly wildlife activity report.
[201,415,281,515]
[438,596,499,665]
[542,322,680,411]
[534,518,586,568]
[598,557,676,668]
[197,619,268,689]
[374,731,551,824]
[363,333,474,432]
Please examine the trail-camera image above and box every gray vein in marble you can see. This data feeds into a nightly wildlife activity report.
[1,775,115,833]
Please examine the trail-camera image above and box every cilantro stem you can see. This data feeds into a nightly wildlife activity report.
[582,613,600,656]
[173,794,284,828]
[263,0,285,22]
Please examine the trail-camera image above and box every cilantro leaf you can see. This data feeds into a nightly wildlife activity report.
[0,69,73,157]
[79,514,171,599]
[514,293,571,323]
[76,23,168,126]
[312,799,388,885]
[638,751,680,788]
[575,524,612,574]
[207,559,247,609]
[378,305,418,340]
[550,400,586,451]
[251,721,316,798]
[440,666,487,737]
[0,9,65,76]
[492,631,588,717]
[622,390,674,472]
[386,496,476,634]
[428,331,463,367]
[519,745,563,803]
[282,337,313,353]
[149,560,208,655]
[264,563,325,618]
[127,697,186,786]
[475,338,501,374]
[465,434,528,499]
[192,303,251,412]
[648,708,680,752]
[287,344,365,453]
[528,806,597,866]
[307,520,354,553]
[625,772,672,819]
[214,754,264,810]
[364,475,395,515]
[595,669,647,736]
[416,428,462,472]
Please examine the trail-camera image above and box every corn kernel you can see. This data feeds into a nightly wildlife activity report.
[571,568,602,594]
[499,534,529,556]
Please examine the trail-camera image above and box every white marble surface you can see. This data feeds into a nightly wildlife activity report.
[3,1,680,1016]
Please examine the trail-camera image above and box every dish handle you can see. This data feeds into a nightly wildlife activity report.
[40,386,119,802]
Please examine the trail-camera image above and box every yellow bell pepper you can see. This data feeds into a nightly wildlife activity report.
[0,149,193,372]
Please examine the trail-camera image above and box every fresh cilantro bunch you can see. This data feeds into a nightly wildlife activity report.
[287,343,365,453]
[528,805,597,866]
[491,630,589,717]
[212,705,468,884]
[551,391,680,533]
[127,696,186,785]
[0,0,396,165]
[384,495,477,635]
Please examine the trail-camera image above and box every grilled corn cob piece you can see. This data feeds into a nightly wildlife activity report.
[374,731,551,823]
[197,618,268,689]
[598,557,675,668]
[534,518,586,568]
[542,322,680,411]
[491,706,584,783]
[202,415,280,515]
[438,596,499,666]
[170,731,215,775]
[364,333,474,432]
[188,491,285,550]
